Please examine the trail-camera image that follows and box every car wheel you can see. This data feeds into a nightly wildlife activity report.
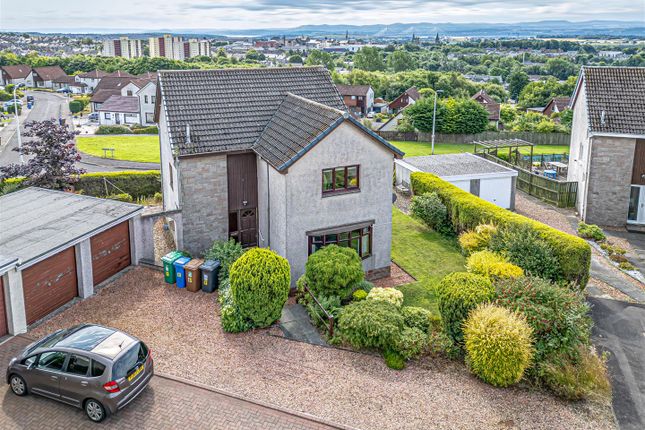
[9,374,28,396]
[84,399,107,423]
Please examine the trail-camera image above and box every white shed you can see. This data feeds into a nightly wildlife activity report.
[395,153,518,209]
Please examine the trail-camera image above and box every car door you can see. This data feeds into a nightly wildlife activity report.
[59,353,91,407]
[30,351,68,399]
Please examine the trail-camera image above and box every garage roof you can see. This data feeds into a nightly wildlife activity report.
[0,188,142,268]
[401,153,517,179]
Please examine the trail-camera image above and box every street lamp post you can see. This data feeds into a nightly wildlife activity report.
[431,89,443,155]
[13,83,26,164]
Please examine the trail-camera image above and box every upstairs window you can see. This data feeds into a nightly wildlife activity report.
[322,165,359,194]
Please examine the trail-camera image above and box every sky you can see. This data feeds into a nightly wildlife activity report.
[1,0,643,33]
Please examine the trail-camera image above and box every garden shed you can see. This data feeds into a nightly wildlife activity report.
[0,188,143,335]
[395,153,518,209]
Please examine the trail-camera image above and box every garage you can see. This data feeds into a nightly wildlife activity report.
[22,248,78,325]
[0,276,7,337]
[91,221,131,285]
[395,153,518,209]
[0,188,142,334]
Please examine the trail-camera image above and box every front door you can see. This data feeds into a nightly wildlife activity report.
[628,185,645,224]
[227,153,258,247]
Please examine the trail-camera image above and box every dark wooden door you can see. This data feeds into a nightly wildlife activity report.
[22,247,77,325]
[0,276,7,336]
[632,140,645,185]
[227,153,258,247]
[91,222,131,285]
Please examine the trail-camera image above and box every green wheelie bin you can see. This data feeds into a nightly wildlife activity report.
[161,251,184,284]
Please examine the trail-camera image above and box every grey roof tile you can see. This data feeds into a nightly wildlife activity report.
[96,95,139,113]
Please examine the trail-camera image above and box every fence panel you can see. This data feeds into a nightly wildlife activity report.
[378,130,571,146]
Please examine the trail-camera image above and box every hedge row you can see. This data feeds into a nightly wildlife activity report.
[0,170,161,199]
[410,172,590,287]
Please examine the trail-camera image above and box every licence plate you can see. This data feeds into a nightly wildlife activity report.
[128,365,144,382]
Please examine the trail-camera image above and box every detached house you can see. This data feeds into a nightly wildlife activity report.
[96,77,157,126]
[388,87,421,113]
[542,97,570,117]
[155,67,403,283]
[0,65,34,87]
[32,65,67,89]
[75,70,108,92]
[336,84,375,117]
[568,66,645,228]
[472,90,501,129]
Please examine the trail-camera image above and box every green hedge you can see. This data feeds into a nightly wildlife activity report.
[411,172,590,287]
[96,125,132,135]
[1,171,161,199]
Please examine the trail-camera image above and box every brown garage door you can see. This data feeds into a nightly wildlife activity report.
[0,276,7,336]
[91,221,131,285]
[22,247,77,325]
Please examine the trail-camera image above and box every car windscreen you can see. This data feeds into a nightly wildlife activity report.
[111,342,147,380]
[26,329,70,355]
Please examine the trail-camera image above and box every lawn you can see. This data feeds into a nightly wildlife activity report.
[77,135,160,163]
[392,140,570,157]
[391,207,465,314]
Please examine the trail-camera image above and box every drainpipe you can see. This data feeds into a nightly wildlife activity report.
[266,161,271,248]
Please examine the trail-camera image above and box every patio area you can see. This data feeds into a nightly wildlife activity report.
[26,266,615,430]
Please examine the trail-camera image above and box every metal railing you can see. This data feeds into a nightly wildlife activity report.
[302,281,334,338]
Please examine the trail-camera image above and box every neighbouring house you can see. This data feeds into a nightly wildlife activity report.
[378,110,406,132]
[0,65,34,87]
[542,97,570,117]
[373,97,389,114]
[90,76,137,111]
[336,84,375,117]
[155,67,404,284]
[75,70,108,92]
[97,95,141,126]
[52,75,89,94]
[388,87,421,113]
[567,66,645,227]
[0,188,143,336]
[395,153,518,209]
[90,76,157,125]
[32,65,67,89]
[471,89,501,129]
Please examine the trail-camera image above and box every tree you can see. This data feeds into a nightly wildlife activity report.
[305,49,334,70]
[0,120,85,189]
[353,46,385,71]
[288,54,303,64]
[245,49,265,61]
[507,67,529,100]
[387,50,416,72]
[404,97,489,134]
[517,77,571,109]
[69,100,83,114]
[544,57,578,80]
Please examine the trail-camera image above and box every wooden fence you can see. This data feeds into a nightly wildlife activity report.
[378,130,571,146]
[478,153,577,208]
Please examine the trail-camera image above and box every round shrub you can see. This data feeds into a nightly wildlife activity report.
[367,287,404,307]
[337,300,405,350]
[304,245,364,299]
[218,279,253,333]
[204,239,245,284]
[437,272,494,345]
[229,248,291,328]
[410,192,451,234]
[352,289,368,301]
[466,250,524,280]
[464,304,534,387]
[394,327,428,360]
[401,306,435,333]
[383,350,406,370]
[458,224,497,255]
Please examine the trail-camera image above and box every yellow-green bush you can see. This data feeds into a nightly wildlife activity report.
[458,223,497,255]
[367,287,404,307]
[410,172,590,287]
[464,304,534,387]
[466,250,524,280]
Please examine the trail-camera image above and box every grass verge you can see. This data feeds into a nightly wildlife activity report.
[77,135,160,163]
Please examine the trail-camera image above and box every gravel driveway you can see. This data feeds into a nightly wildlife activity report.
[29,267,615,430]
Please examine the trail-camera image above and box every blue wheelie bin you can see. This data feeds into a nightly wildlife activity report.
[173,256,192,289]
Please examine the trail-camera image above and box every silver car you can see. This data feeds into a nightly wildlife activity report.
[6,324,154,422]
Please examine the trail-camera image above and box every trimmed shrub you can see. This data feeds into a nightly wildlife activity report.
[464,304,534,387]
[75,170,160,199]
[131,125,159,134]
[394,327,428,360]
[303,245,364,299]
[466,250,524,280]
[401,306,435,333]
[458,224,497,255]
[541,346,611,401]
[106,193,133,202]
[383,350,406,370]
[367,287,404,307]
[489,224,560,281]
[410,192,451,234]
[577,222,605,242]
[436,272,494,345]
[204,239,245,284]
[95,125,132,135]
[410,172,591,287]
[352,289,368,301]
[69,100,83,114]
[218,279,253,333]
[337,300,405,350]
[494,276,591,369]
[229,248,290,328]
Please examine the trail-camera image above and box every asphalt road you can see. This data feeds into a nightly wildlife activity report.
[0,91,72,167]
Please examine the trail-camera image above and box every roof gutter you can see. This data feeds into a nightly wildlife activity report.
[589,131,645,139]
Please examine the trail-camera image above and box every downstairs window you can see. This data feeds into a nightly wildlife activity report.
[308,225,372,259]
